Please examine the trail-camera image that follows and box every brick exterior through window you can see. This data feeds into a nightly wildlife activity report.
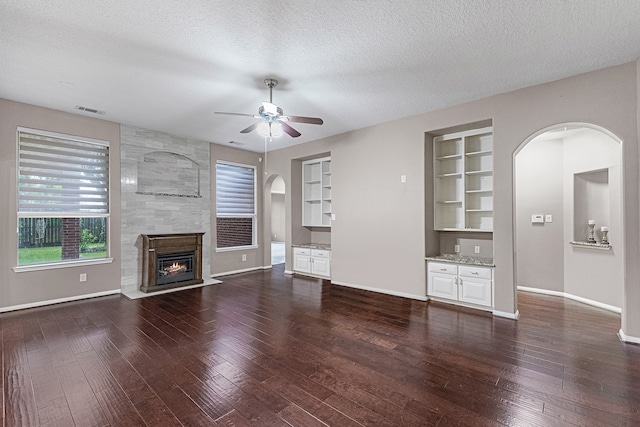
[217,217,253,248]
[61,217,80,259]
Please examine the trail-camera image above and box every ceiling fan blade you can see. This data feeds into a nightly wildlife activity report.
[283,115,324,125]
[214,112,258,118]
[280,122,301,138]
[240,122,259,134]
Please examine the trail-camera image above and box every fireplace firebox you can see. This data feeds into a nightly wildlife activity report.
[140,233,204,293]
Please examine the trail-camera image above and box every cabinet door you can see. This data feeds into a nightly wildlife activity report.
[294,254,311,273]
[459,277,492,307]
[311,257,331,277]
[428,273,458,300]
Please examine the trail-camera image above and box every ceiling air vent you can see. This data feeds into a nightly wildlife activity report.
[75,105,106,115]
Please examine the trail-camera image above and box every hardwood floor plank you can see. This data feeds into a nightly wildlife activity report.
[4,361,38,426]
[94,385,147,426]
[3,266,640,426]
[54,361,108,426]
[37,396,74,427]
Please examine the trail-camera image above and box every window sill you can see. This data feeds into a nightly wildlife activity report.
[216,245,258,253]
[13,258,114,273]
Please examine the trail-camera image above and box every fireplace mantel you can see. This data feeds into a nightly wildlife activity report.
[140,233,204,293]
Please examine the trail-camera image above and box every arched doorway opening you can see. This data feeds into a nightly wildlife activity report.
[514,123,623,320]
[264,174,286,266]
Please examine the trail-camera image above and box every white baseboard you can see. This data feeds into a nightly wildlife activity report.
[211,266,270,277]
[517,286,622,313]
[331,280,428,301]
[618,329,640,344]
[0,289,121,313]
[493,309,520,320]
[284,270,294,275]
[122,279,222,300]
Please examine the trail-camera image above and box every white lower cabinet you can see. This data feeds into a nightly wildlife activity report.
[293,247,331,278]
[427,261,493,309]
[293,248,312,273]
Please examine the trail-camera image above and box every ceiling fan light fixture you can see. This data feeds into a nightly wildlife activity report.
[262,101,279,115]
[257,121,283,137]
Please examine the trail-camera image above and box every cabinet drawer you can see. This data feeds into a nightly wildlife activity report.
[293,247,311,256]
[458,265,492,280]
[311,249,330,258]
[428,262,457,275]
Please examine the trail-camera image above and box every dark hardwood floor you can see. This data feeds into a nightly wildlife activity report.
[2,265,640,426]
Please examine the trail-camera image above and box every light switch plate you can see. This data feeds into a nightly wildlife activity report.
[545,214,553,223]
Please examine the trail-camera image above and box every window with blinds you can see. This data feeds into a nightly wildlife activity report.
[216,161,256,249]
[17,129,110,266]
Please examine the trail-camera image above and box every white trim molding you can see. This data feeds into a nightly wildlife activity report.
[211,266,269,277]
[331,280,428,301]
[13,257,114,273]
[618,329,640,344]
[518,286,622,313]
[493,309,520,320]
[284,270,294,275]
[0,289,120,313]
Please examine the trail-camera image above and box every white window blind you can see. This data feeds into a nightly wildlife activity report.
[216,162,255,215]
[18,130,109,214]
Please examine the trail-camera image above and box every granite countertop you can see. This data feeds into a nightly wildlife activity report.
[292,243,332,250]
[425,254,494,267]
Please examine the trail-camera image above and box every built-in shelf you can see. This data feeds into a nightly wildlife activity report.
[569,241,612,250]
[303,156,331,227]
[466,150,493,157]
[434,126,493,232]
[465,170,492,176]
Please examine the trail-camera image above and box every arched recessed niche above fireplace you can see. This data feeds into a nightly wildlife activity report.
[136,151,202,198]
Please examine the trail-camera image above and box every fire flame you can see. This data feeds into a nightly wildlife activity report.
[164,262,187,275]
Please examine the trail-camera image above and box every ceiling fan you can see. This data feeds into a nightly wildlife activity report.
[215,78,323,138]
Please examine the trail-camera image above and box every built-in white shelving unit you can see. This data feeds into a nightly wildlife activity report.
[303,156,331,227]
[434,127,493,231]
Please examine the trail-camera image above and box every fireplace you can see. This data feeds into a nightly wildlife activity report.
[140,233,204,293]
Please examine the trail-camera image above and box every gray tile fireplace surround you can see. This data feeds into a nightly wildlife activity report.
[120,125,212,294]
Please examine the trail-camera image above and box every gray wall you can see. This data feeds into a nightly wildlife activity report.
[2,62,640,340]
[515,128,623,310]
[263,61,640,337]
[210,144,264,275]
[0,98,121,309]
[271,192,285,241]
[562,129,622,308]
[516,137,565,291]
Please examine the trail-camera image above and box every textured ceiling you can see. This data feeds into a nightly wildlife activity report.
[1,1,640,152]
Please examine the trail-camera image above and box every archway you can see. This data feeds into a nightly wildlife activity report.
[514,123,623,321]
[264,174,286,267]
